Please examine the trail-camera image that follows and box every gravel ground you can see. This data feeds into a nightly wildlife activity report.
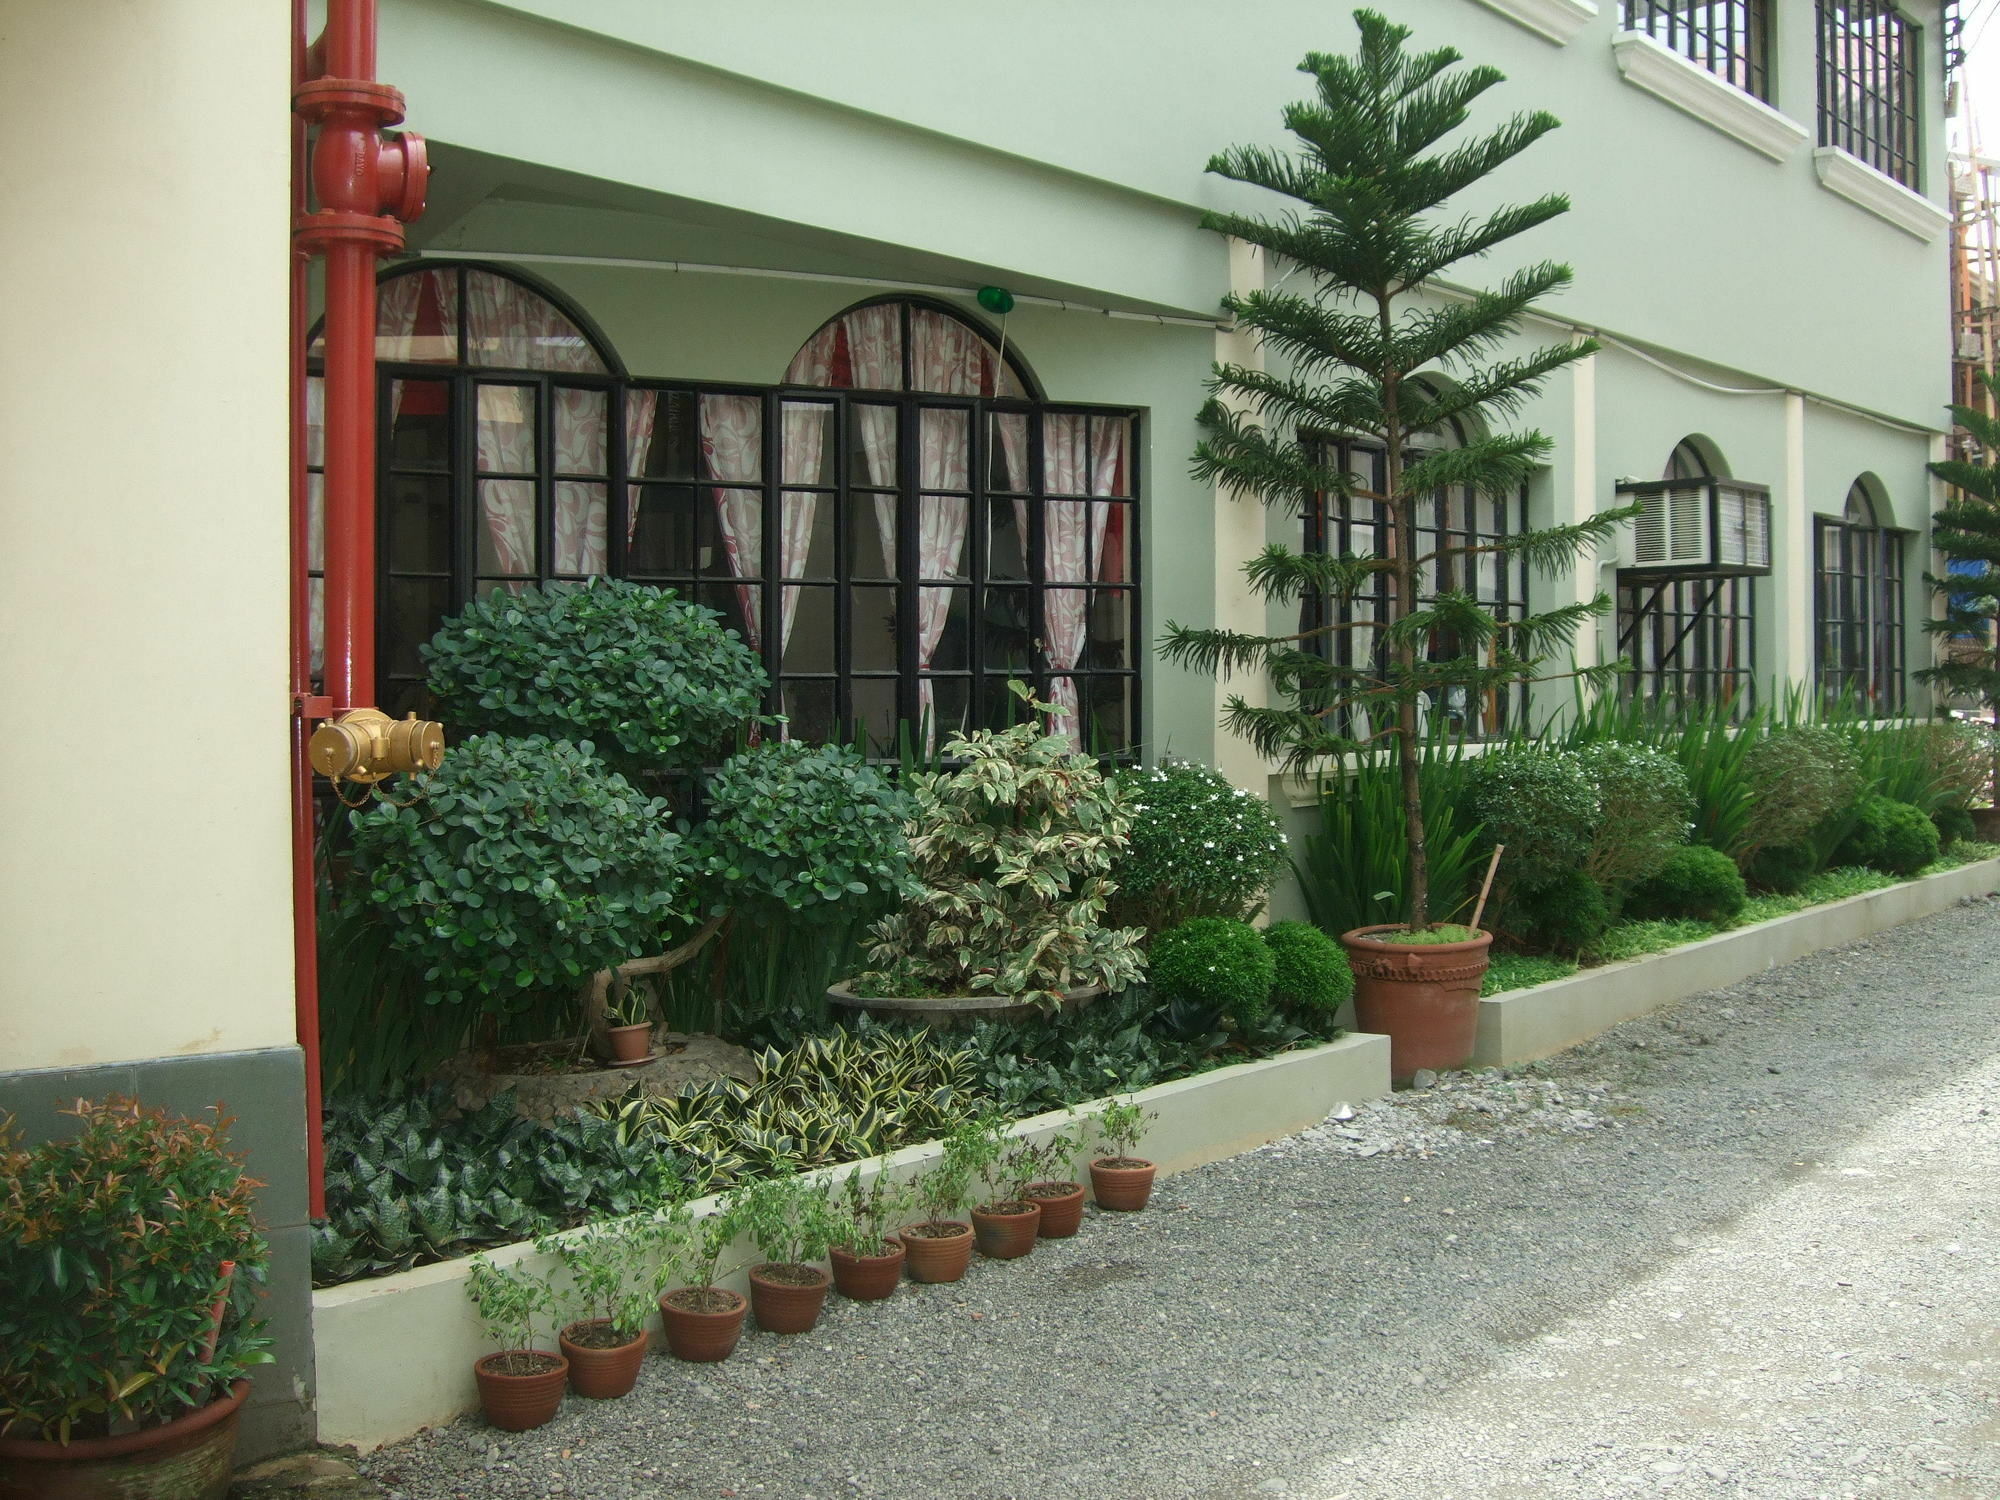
[358,896,2000,1500]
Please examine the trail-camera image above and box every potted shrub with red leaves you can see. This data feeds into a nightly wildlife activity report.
[736,1171,839,1335]
[1088,1097,1158,1212]
[900,1134,978,1284]
[654,1201,749,1363]
[465,1256,566,1431]
[827,1168,910,1302]
[0,1096,273,1500]
[542,1219,653,1400]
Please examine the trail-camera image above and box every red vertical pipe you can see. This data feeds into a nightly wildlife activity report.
[318,243,378,709]
[290,0,326,1220]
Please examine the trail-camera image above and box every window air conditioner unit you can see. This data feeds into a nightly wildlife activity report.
[1614,477,1772,577]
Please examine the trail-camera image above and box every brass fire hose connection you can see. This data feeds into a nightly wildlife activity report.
[308,708,445,784]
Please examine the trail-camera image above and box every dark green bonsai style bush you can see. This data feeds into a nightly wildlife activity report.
[1262,920,1351,1015]
[1149,916,1277,1025]
[423,578,767,777]
[1163,9,1631,934]
[1625,845,1748,924]
[0,1097,272,1441]
[1836,796,1940,877]
[1107,760,1290,931]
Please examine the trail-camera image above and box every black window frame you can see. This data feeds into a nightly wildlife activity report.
[1623,0,1775,100]
[1817,0,1923,189]
[1814,484,1908,714]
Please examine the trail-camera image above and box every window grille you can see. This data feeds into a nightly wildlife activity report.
[1817,0,1921,188]
[1814,483,1907,713]
[1622,0,1772,99]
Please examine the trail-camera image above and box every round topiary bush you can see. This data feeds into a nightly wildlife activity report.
[702,740,913,922]
[1934,803,1976,849]
[1838,795,1940,876]
[339,734,697,1013]
[1508,868,1612,956]
[1575,742,1693,890]
[1107,761,1290,931]
[1149,917,1277,1025]
[1740,726,1861,868]
[422,579,769,775]
[1744,842,1815,895]
[1262,921,1351,1015]
[1627,844,1749,922]
[1466,748,1600,893]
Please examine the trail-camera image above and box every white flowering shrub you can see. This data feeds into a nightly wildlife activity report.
[1107,760,1289,933]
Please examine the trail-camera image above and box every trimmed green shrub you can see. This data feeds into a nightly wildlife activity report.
[1627,845,1749,922]
[1108,760,1290,931]
[1740,726,1861,868]
[1576,742,1694,889]
[1466,748,1599,894]
[1934,803,1976,848]
[423,579,768,775]
[1838,796,1940,876]
[702,740,912,921]
[1148,917,1277,1024]
[1744,842,1816,896]
[338,734,697,1014]
[1263,921,1350,1014]
[1508,869,1612,956]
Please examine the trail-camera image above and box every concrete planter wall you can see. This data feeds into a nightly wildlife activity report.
[1474,855,2000,1066]
[312,1031,1392,1451]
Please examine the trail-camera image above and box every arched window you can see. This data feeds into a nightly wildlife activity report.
[1301,381,1529,738]
[1615,437,1758,709]
[1815,477,1906,713]
[308,263,624,716]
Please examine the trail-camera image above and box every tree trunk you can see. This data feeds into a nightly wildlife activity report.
[1378,292,1429,930]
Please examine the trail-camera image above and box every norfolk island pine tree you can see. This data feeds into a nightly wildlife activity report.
[1920,368,2000,798]
[1161,9,1637,931]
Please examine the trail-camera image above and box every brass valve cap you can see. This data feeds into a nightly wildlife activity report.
[309,708,446,783]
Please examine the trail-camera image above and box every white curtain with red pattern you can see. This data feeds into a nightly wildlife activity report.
[1040,413,1127,745]
[697,394,764,647]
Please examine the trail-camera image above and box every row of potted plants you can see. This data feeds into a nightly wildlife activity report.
[464,1100,1156,1431]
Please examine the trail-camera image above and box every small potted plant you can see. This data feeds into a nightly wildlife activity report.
[966,1116,1041,1260]
[826,1168,910,1301]
[654,1201,749,1362]
[1088,1097,1158,1212]
[0,1096,273,1500]
[541,1219,653,1400]
[736,1170,840,1335]
[465,1256,567,1431]
[899,1134,978,1284]
[1016,1121,1088,1239]
[600,982,656,1066]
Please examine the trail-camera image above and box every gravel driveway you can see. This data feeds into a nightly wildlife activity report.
[359,896,2000,1500]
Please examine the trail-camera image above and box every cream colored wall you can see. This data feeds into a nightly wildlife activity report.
[0,1,297,1069]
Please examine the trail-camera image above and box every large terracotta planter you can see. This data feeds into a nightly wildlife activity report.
[0,1379,248,1500]
[748,1264,831,1333]
[1340,924,1493,1082]
[473,1351,569,1432]
[826,982,1103,1029]
[899,1221,974,1283]
[658,1288,748,1362]
[1089,1157,1156,1211]
[558,1321,648,1399]
[1027,1181,1086,1238]
[971,1202,1041,1259]
[829,1241,906,1301]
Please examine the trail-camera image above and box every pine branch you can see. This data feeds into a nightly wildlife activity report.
[1210,362,1385,437]
[1243,544,1390,605]
[1220,288,1388,376]
[1424,503,1639,578]
[1392,262,1578,369]
[1158,622,1284,680]
[1191,400,1365,510]
[1399,433,1554,499]
[1400,341,1597,432]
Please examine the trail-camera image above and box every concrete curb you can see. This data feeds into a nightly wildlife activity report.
[310,1030,1392,1450]
[1473,855,2000,1066]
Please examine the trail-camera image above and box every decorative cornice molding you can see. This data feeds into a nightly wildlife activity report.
[1610,30,1809,162]
[1812,147,1952,242]
[1469,0,1598,45]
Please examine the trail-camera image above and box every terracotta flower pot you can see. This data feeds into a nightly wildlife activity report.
[557,1320,648,1399]
[748,1264,831,1333]
[1090,1157,1156,1211]
[899,1221,974,1283]
[473,1351,569,1432]
[1026,1180,1086,1238]
[605,1022,653,1064]
[829,1241,906,1301]
[971,1201,1041,1259]
[0,1379,247,1500]
[658,1287,747,1362]
[1340,923,1493,1082]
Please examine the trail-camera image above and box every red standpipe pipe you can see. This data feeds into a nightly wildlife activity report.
[291,0,426,1217]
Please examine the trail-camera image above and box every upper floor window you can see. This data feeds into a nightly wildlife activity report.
[1815,479,1906,713]
[1817,0,1921,187]
[1302,395,1528,740]
[1623,0,1772,99]
[310,273,1141,756]
[1617,438,1758,710]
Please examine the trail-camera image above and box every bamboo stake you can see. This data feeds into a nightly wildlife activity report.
[1469,844,1505,934]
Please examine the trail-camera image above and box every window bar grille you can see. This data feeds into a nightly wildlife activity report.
[1623,0,1771,100]
[1817,0,1920,188]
